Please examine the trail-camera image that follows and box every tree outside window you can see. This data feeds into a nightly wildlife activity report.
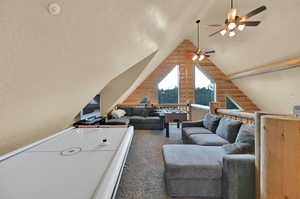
[195,66,215,106]
[158,65,179,104]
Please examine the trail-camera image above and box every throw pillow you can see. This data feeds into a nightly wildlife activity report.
[122,107,132,116]
[111,109,126,119]
[203,114,221,132]
[118,109,126,117]
[235,123,255,153]
[216,117,242,143]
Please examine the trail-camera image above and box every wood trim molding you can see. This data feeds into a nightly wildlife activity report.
[228,56,300,80]
[190,104,210,111]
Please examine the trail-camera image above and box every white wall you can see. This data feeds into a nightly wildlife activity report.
[101,52,156,114]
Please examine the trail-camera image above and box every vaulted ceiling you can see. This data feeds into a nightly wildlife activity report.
[119,0,300,114]
[1,0,299,154]
[0,0,210,154]
[187,0,300,114]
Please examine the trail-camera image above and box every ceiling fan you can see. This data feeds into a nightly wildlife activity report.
[209,0,266,37]
[192,20,215,62]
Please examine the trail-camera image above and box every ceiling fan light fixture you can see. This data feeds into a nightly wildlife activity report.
[208,0,266,37]
[229,31,236,37]
[192,54,199,61]
[228,22,236,30]
[220,29,227,36]
[238,24,245,31]
[198,54,205,61]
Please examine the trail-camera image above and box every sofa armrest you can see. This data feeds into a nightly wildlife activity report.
[181,120,204,128]
[222,154,255,199]
[107,112,113,120]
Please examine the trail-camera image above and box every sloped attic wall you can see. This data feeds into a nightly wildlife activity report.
[101,52,157,114]
[188,0,300,114]
[124,40,259,111]
[0,0,213,155]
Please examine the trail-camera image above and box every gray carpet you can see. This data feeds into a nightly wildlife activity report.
[115,124,183,199]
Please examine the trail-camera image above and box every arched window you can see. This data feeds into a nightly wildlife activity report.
[195,66,215,106]
[158,65,179,104]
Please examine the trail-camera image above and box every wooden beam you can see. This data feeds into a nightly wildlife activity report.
[228,56,300,80]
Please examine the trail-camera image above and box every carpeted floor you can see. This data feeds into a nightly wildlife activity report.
[115,124,187,199]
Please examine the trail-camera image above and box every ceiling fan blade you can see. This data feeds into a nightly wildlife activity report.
[244,21,261,26]
[205,50,215,54]
[242,6,267,20]
[208,24,224,27]
[209,29,224,37]
[227,8,237,22]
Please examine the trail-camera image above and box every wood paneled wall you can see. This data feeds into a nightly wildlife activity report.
[124,40,259,111]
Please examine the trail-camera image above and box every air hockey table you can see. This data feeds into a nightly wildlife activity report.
[0,126,134,199]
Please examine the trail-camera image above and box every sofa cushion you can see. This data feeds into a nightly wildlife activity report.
[162,144,225,179]
[182,120,204,128]
[221,123,255,154]
[131,107,145,116]
[106,116,130,125]
[182,127,213,138]
[216,118,242,143]
[236,124,255,144]
[222,143,253,154]
[129,116,145,123]
[203,114,221,132]
[190,134,229,146]
[144,116,161,123]
[120,107,133,116]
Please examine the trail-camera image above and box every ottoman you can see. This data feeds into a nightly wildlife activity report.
[162,144,225,198]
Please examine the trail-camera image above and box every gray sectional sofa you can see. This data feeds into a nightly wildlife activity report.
[106,106,165,130]
[182,114,243,146]
[162,113,256,199]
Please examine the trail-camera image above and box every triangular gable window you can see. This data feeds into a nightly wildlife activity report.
[226,97,241,110]
[158,65,179,104]
[195,66,215,106]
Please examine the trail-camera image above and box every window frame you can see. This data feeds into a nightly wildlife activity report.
[194,65,216,107]
[226,96,243,110]
[157,65,180,104]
